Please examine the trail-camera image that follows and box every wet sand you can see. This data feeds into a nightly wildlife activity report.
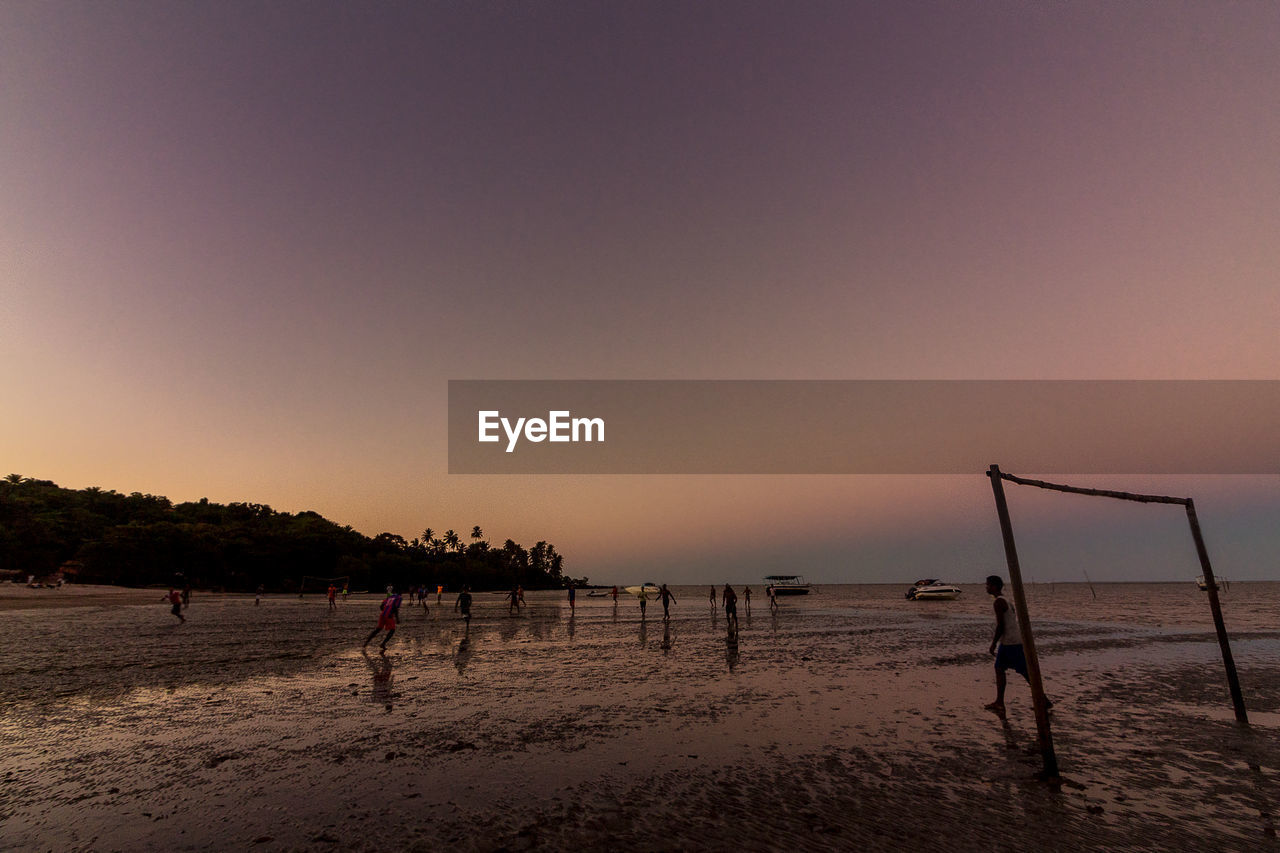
[0,584,166,611]
[1,584,1277,851]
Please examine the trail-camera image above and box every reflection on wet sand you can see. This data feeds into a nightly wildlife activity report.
[362,649,394,711]
[1,585,1278,851]
[453,635,472,677]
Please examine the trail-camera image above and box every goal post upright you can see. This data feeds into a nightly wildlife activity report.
[987,464,1059,780]
[1184,499,1248,723]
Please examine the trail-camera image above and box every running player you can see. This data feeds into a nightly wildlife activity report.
[363,588,403,651]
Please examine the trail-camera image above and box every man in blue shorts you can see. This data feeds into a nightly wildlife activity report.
[985,575,1050,715]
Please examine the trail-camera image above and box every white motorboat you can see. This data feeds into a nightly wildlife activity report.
[905,579,962,601]
[763,575,812,595]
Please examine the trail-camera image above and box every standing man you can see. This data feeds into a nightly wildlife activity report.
[984,575,1050,714]
[327,583,338,611]
[722,584,738,628]
[708,586,717,608]
[455,585,473,626]
[743,586,752,612]
[568,585,576,612]
[658,583,677,621]
[768,583,778,613]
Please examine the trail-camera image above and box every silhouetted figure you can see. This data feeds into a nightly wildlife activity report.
[658,583,677,621]
[984,575,1051,715]
[363,589,402,651]
[456,586,473,625]
[722,584,738,628]
[164,589,185,623]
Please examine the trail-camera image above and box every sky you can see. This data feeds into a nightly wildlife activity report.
[2,1,1277,583]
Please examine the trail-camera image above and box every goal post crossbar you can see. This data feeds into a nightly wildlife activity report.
[989,465,1248,733]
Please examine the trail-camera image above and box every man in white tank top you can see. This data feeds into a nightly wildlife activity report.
[984,575,1050,715]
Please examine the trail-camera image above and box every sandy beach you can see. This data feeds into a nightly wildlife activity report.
[1,584,1277,851]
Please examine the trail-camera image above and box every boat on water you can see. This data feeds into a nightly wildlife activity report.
[623,583,661,599]
[763,575,812,595]
[905,579,962,601]
[1195,576,1229,592]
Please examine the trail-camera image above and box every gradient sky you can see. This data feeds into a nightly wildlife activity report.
[3,1,1277,583]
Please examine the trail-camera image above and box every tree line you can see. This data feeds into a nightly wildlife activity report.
[0,475,582,592]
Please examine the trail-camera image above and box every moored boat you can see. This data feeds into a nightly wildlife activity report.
[763,575,812,595]
[905,579,962,600]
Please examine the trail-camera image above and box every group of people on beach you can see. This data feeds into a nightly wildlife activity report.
[168,573,1045,718]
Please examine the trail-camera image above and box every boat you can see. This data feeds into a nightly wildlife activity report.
[1195,576,1228,592]
[763,575,812,595]
[905,579,962,601]
[623,583,661,599]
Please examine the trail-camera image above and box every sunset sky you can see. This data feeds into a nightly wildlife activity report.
[3,1,1277,583]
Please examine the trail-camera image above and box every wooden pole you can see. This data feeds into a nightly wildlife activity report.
[987,465,1059,780]
[1185,499,1248,724]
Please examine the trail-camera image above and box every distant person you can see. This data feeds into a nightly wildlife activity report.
[984,575,1051,715]
[364,588,403,652]
[436,584,444,604]
[255,584,264,606]
[455,586,473,625]
[568,586,576,611]
[637,587,648,619]
[658,583,677,620]
[709,586,717,607]
[506,587,521,615]
[517,585,526,607]
[768,584,778,613]
[419,585,429,611]
[327,584,338,610]
[181,583,191,609]
[164,588,185,623]
[743,586,752,612]
[610,585,618,603]
[342,583,349,600]
[722,584,737,627]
